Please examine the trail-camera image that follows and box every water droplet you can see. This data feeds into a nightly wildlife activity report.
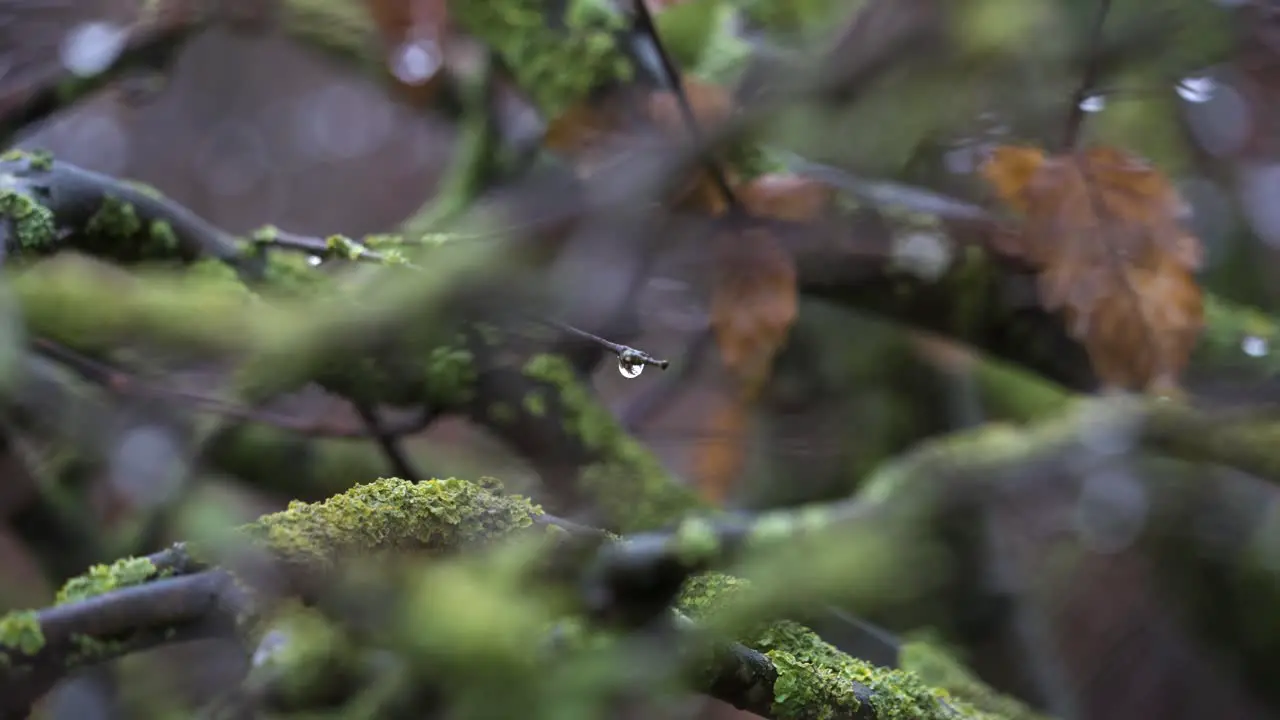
[618,355,644,379]
[1079,95,1106,113]
[1242,335,1269,357]
[390,39,442,86]
[59,22,128,78]
[1177,76,1216,103]
[307,255,323,266]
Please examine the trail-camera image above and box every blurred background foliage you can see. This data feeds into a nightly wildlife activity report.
[2,0,1280,718]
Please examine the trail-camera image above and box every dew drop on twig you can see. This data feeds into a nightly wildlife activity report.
[618,355,644,379]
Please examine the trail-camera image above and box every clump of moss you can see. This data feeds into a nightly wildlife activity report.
[756,621,987,720]
[0,610,44,658]
[85,195,142,243]
[678,576,996,720]
[451,0,633,118]
[0,148,53,171]
[56,556,163,605]
[901,636,1046,720]
[424,342,477,406]
[0,188,56,250]
[239,477,543,570]
[523,353,703,532]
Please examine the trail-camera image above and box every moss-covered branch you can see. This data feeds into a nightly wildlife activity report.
[0,473,1036,719]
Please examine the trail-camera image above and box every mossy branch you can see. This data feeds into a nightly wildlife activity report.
[0,474,1034,720]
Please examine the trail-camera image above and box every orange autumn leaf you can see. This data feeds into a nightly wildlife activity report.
[691,390,750,504]
[543,78,738,213]
[708,173,834,391]
[980,145,1204,392]
[738,172,836,221]
[710,224,799,391]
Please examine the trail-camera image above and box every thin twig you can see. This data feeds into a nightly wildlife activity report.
[622,327,712,430]
[353,401,424,481]
[548,320,670,371]
[32,338,433,439]
[629,0,741,212]
[1061,0,1114,151]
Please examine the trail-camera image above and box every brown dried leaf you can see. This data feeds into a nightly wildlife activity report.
[691,390,749,505]
[980,145,1205,392]
[710,225,798,391]
[738,172,836,221]
[542,78,739,212]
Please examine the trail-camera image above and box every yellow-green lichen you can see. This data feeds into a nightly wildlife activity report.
[56,556,163,605]
[523,353,703,532]
[85,196,142,243]
[0,610,44,657]
[67,633,128,665]
[0,148,53,171]
[677,575,995,720]
[148,219,179,252]
[900,635,1046,720]
[451,0,634,118]
[523,390,547,417]
[673,516,721,566]
[0,187,56,250]
[239,477,543,569]
[425,343,477,406]
[757,622,979,720]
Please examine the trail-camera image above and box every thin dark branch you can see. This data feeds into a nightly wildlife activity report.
[622,327,712,431]
[629,0,741,212]
[1061,0,1114,151]
[31,337,434,439]
[549,320,670,371]
[0,154,256,276]
[251,227,420,268]
[352,401,424,481]
[0,570,251,715]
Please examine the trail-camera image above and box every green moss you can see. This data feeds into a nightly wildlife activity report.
[451,0,634,118]
[425,343,477,406]
[325,234,368,260]
[673,516,721,566]
[85,196,142,242]
[0,188,56,250]
[0,610,44,656]
[490,402,517,424]
[900,636,1046,720]
[0,148,53,171]
[68,633,128,665]
[758,622,981,720]
[522,390,547,417]
[148,219,179,252]
[678,575,990,720]
[523,353,703,532]
[56,556,163,605]
[239,477,543,569]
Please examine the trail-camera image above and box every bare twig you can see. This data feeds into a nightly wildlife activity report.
[549,320,670,373]
[628,0,741,212]
[352,401,425,481]
[1061,0,1114,151]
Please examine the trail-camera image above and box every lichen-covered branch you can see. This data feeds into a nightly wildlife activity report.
[0,473,1036,720]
